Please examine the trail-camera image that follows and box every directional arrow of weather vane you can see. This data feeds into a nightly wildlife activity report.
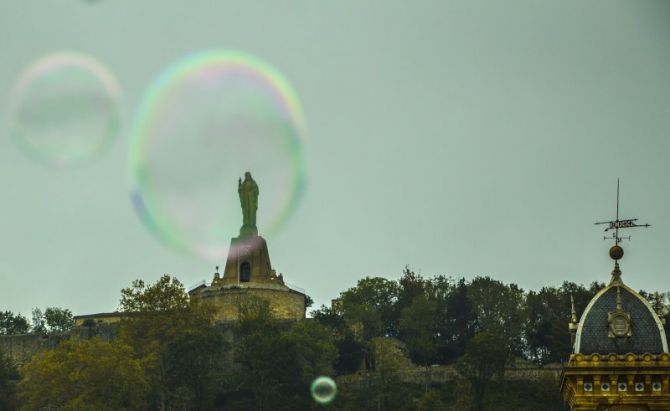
[594,179,650,244]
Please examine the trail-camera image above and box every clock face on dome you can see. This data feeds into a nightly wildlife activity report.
[611,314,630,336]
[607,288,632,339]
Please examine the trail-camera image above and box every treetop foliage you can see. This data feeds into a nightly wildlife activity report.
[313,267,670,367]
[119,275,190,313]
[5,267,669,410]
[0,311,29,335]
[0,308,73,336]
[19,339,148,411]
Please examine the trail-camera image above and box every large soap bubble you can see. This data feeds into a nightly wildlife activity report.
[311,376,337,405]
[9,52,121,166]
[130,50,306,260]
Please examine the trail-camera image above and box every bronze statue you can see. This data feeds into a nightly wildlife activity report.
[238,172,259,231]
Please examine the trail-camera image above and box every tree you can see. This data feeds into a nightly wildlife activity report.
[29,307,73,334]
[120,276,190,312]
[399,294,438,391]
[311,304,346,335]
[399,295,437,367]
[19,338,148,410]
[455,332,509,411]
[0,348,19,411]
[467,277,526,355]
[221,297,303,410]
[435,278,475,363]
[638,289,670,344]
[30,308,45,334]
[416,388,447,411]
[117,275,218,410]
[368,337,412,411]
[164,327,224,410]
[0,311,29,335]
[397,267,427,313]
[524,282,594,364]
[333,333,366,375]
[523,281,601,364]
[304,294,314,309]
[44,307,74,333]
[340,277,400,339]
[283,320,337,384]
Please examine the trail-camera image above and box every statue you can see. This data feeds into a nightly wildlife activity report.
[238,172,259,234]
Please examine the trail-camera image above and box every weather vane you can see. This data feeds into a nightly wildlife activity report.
[594,179,650,245]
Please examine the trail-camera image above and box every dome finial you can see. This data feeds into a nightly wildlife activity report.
[609,244,623,261]
[610,261,622,285]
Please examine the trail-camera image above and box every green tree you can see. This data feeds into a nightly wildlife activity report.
[30,308,45,334]
[311,304,367,375]
[416,388,447,411]
[399,295,437,366]
[638,289,670,344]
[333,334,366,375]
[311,304,346,336]
[0,311,29,335]
[164,327,224,410]
[467,277,526,355]
[340,277,399,339]
[0,348,19,411]
[222,297,303,411]
[455,332,508,411]
[117,275,218,410]
[435,278,475,363]
[43,307,74,333]
[19,338,148,410]
[283,320,337,384]
[524,282,593,364]
[399,294,438,391]
[368,337,412,411]
[397,267,427,313]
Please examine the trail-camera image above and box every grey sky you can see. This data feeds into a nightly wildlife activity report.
[1,1,669,318]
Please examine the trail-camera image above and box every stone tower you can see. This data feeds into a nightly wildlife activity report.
[189,172,306,322]
[560,245,670,410]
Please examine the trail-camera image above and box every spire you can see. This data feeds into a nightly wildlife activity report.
[569,294,578,349]
[609,253,623,286]
[616,286,622,311]
[595,179,650,284]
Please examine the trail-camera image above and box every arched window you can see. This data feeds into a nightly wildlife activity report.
[240,262,251,282]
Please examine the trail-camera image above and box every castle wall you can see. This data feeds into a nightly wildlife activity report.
[0,333,68,366]
[196,287,306,321]
[0,325,117,367]
[336,363,563,389]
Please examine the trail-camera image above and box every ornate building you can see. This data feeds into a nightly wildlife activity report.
[560,244,670,410]
[188,172,307,321]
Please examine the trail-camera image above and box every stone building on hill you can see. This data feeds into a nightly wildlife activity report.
[561,243,670,410]
[72,172,307,326]
[188,172,307,321]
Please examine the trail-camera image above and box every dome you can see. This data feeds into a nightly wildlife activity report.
[574,280,668,354]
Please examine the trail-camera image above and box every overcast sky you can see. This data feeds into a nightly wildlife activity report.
[1,1,669,318]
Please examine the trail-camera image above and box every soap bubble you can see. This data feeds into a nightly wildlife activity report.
[130,50,306,260]
[310,376,337,405]
[9,52,121,166]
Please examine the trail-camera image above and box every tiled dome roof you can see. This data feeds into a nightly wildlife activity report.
[574,273,668,354]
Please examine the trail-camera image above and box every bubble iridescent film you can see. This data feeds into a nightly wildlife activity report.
[9,51,121,166]
[129,50,306,260]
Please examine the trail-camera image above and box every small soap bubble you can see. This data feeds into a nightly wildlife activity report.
[310,376,337,405]
[129,50,306,260]
[9,52,121,166]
